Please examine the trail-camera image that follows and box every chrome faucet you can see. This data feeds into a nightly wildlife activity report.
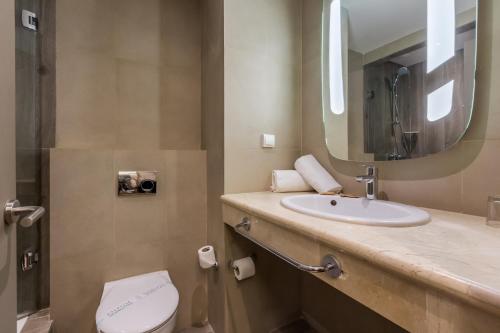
[356,165,378,200]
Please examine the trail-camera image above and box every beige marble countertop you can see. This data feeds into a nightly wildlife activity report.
[221,192,500,315]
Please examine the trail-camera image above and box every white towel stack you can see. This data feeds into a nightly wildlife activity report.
[271,170,314,193]
[294,155,343,194]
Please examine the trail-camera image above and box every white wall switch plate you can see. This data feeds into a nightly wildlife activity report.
[261,134,276,148]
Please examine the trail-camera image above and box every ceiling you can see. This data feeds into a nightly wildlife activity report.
[341,0,476,54]
[390,28,476,67]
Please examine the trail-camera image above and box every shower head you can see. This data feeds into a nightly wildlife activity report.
[393,67,410,88]
[397,67,410,77]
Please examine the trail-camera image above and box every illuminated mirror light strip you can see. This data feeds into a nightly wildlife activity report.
[329,0,345,115]
[427,0,455,73]
[427,80,454,121]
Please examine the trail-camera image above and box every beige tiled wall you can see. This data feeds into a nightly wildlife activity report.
[302,0,500,217]
[50,150,207,332]
[300,273,405,333]
[56,0,202,150]
[201,1,226,332]
[219,1,304,332]
[224,0,303,194]
[53,1,206,331]
[224,227,302,333]
[201,0,308,329]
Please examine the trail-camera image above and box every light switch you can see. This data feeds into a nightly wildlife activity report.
[261,134,275,148]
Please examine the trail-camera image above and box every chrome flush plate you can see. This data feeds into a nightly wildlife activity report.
[118,171,158,196]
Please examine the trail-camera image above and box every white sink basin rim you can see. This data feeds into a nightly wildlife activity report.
[281,195,431,227]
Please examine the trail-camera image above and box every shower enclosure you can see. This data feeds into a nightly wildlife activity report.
[15,0,54,318]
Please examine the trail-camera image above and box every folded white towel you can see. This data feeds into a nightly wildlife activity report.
[271,170,314,193]
[294,155,343,194]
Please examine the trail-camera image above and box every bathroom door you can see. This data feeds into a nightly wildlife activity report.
[0,0,18,331]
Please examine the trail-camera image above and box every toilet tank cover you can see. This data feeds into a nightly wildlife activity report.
[96,271,179,333]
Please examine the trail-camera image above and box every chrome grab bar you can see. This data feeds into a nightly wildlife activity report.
[4,199,46,228]
[234,217,342,278]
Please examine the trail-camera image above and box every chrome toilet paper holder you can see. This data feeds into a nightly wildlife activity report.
[229,253,257,270]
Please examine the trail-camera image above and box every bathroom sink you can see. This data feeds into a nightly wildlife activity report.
[281,195,431,227]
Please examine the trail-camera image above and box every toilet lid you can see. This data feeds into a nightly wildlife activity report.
[96,271,179,333]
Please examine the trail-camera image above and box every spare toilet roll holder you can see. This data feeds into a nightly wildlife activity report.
[198,245,219,270]
[233,217,343,279]
[206,249,219,270]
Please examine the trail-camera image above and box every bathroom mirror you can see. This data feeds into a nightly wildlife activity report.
[322,0,477,161]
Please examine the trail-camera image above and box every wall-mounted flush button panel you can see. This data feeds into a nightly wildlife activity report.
[118,171,158,196]
[261,134,276,148]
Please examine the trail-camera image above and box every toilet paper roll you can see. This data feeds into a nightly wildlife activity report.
[198,245,217,269]
[232,257,256,281]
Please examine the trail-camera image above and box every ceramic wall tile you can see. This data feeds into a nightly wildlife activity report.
[56,0,114,53]
[224,0,302,195]
[108,242,165,282]
[160,67,202,150]
[224,0,269,53]
[201,1,226,332]
[50,149,207,332]
[50,149,114,260]
[115,60,161,149]
[53,2,206,330]
[462,140,500,216]
[160,0,202,69]
[301,273,406,333]
[56,50,117,148]
[56,0,201,150]
[51,249,113,333]
[225,149,301,194]
[112,0,161,66]
[165,151,207,241]
[167,236,208,328]
[224,227,301,333]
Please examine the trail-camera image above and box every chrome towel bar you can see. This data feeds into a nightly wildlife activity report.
[234,217,342,278]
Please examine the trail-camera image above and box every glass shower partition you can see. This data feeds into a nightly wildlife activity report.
[15,0,54,318]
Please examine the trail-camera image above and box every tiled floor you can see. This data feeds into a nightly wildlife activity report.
[17,311,210,333]
[270,318,318,333]
[19,308,53,333]
[18,315,315,333]
[176,324,215,333]
[176,319,317,333]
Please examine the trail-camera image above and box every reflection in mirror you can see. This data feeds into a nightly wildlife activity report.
[322,0,477,161]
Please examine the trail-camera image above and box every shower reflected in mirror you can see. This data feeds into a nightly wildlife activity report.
[322,0,477,162]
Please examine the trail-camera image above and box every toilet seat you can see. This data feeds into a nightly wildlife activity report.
[96,271,179,333]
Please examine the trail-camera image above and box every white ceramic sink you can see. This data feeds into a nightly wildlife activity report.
[281,194,431,227]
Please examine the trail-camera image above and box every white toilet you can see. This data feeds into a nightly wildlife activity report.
[96,271,179,333]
